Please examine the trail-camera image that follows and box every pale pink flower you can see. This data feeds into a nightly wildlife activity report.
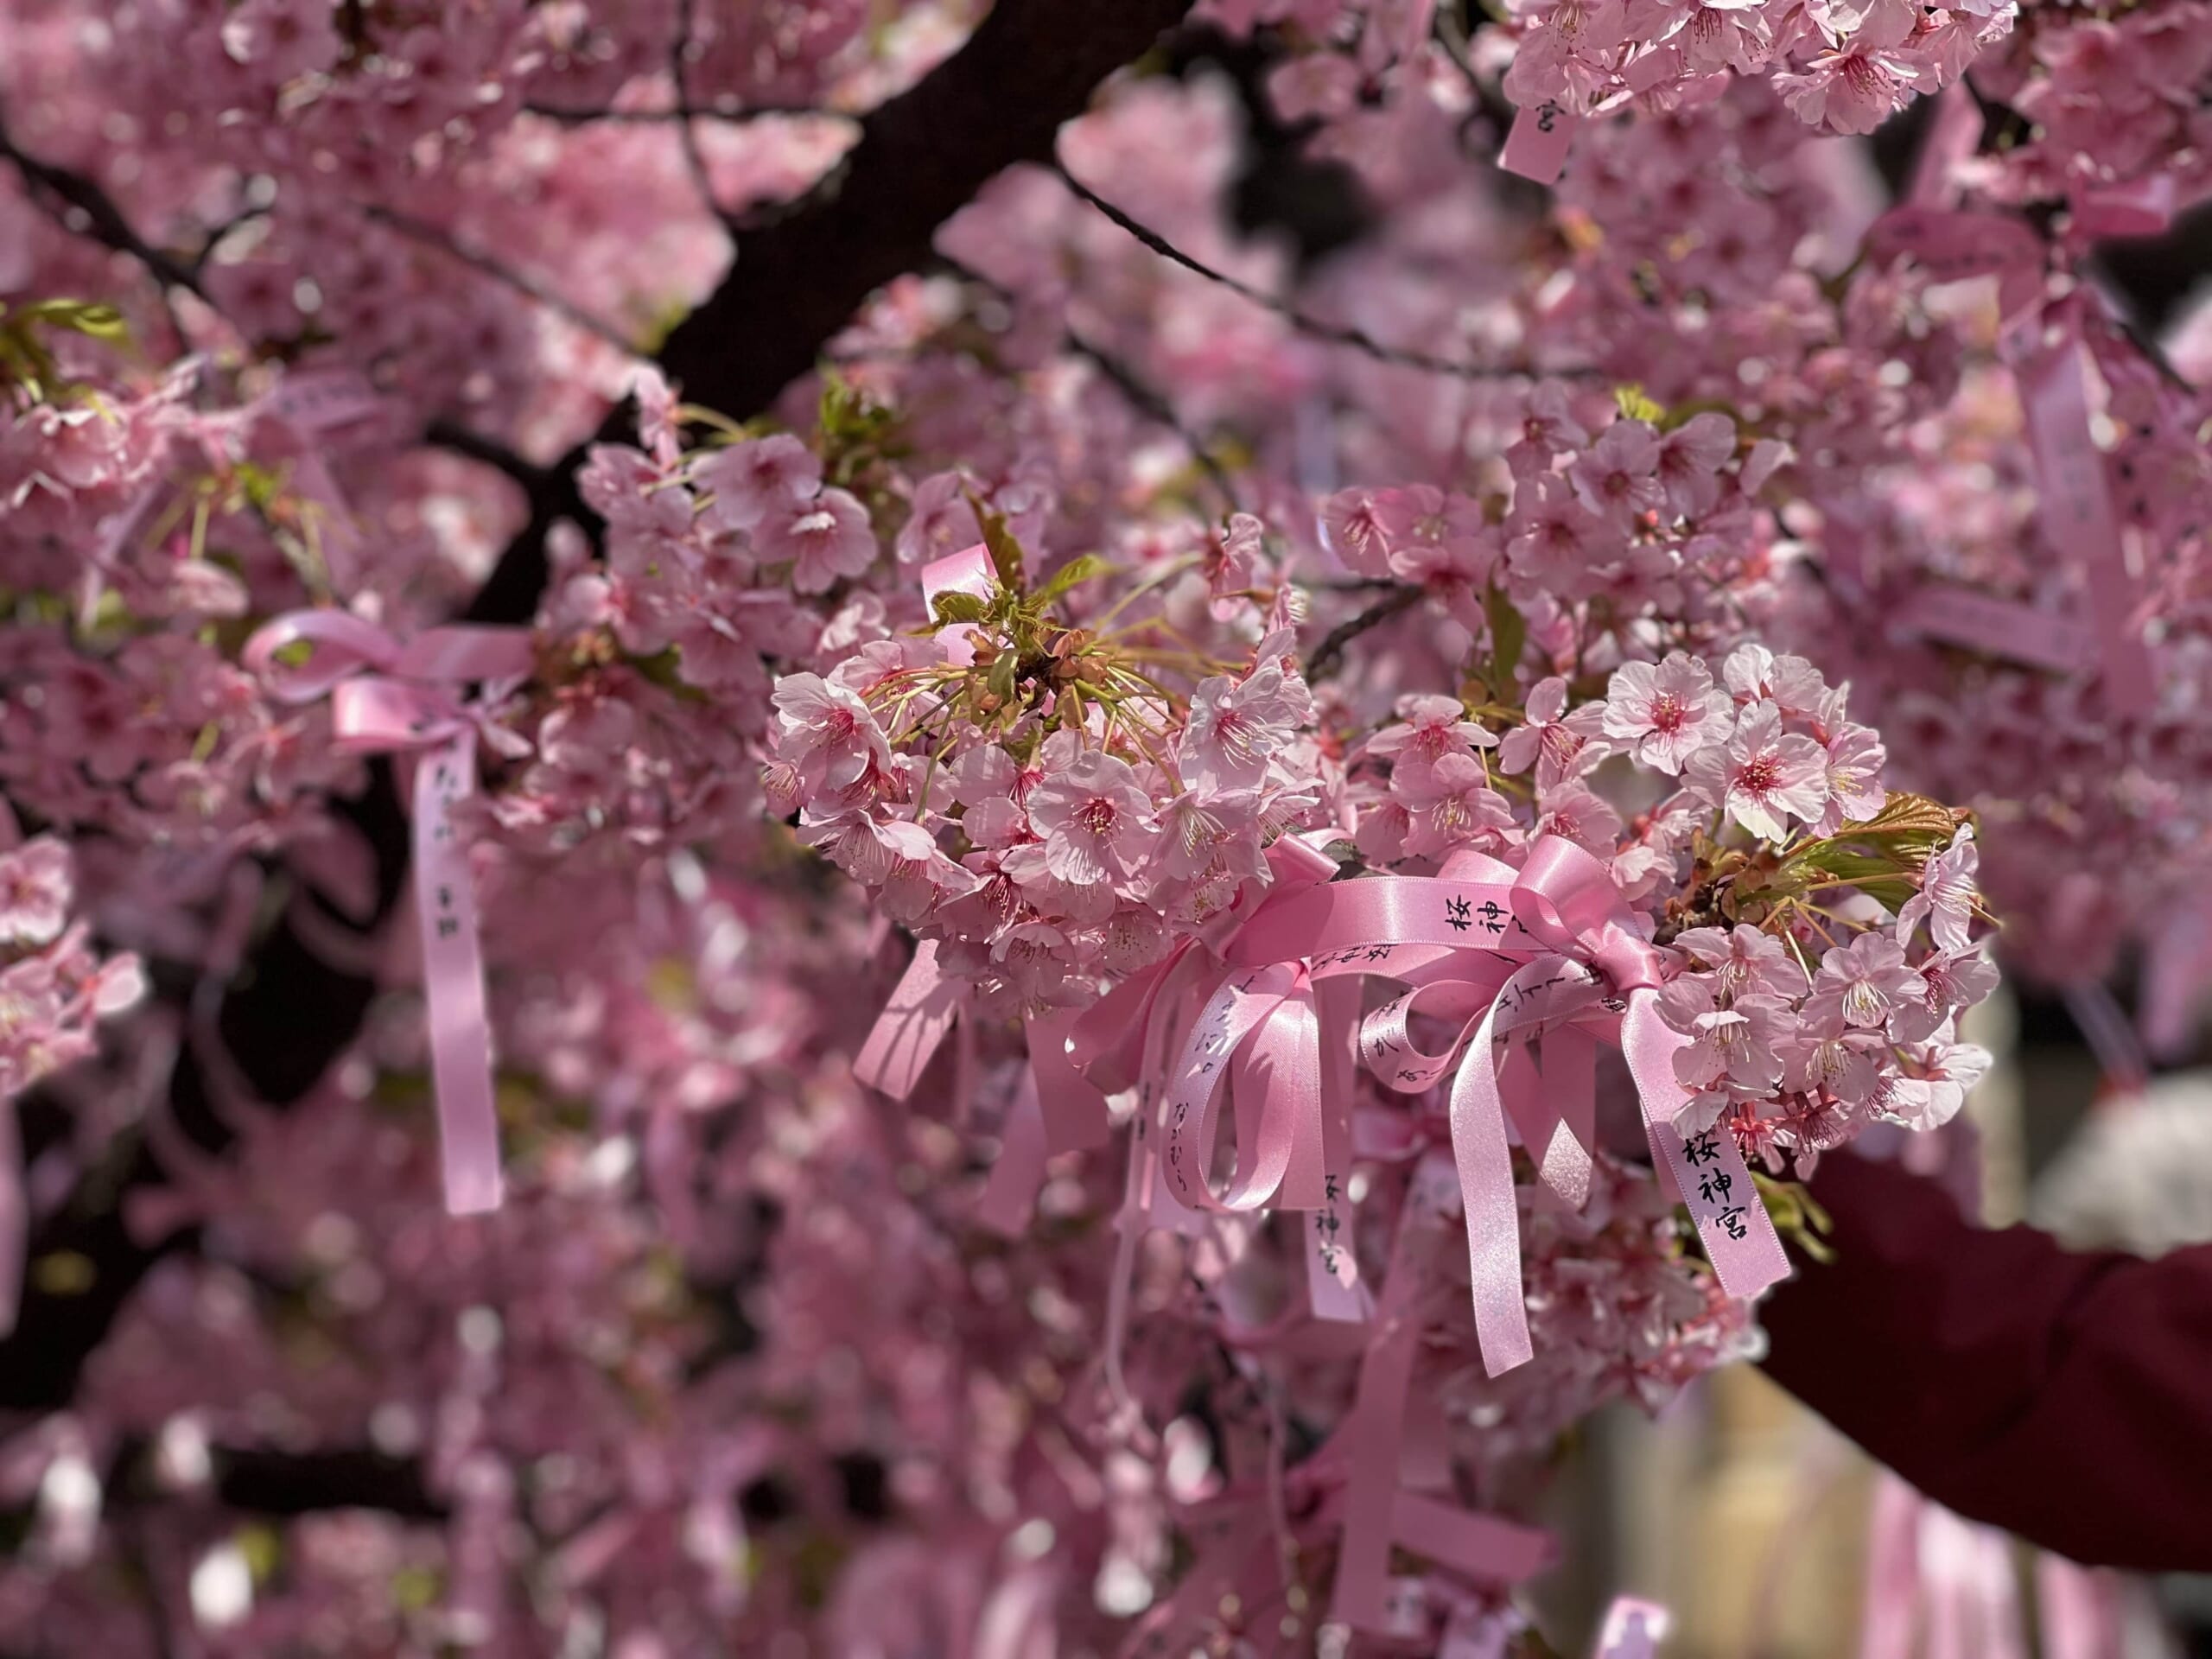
[1027,752,1155,886]
[1506,474,1620,595]
[0,837,73,947]
[1661,979,1787,1098]
[758,487,877,594]
[1896,825,1978,952]
[894,472,983,567]
[1320,488,1394,577]
[1653,411,1736,517]
[1499,677,1610,788]
[1181,658,1307,791]
[1393,751,1515,859]
[696,435,823,533]
[1807,932,1923,1032]
[1719,645,1827,715]
[1673,924,1808,1002]
[771,674,891,793]
[1884,1038,1993,1132]
[1777,48,1914,135]
[1368,696,1497,784]
[1685,702,1827,840]
[1815,722,1888,833]
[1891,944,2001,1043]
[1601,653,1732,776]
[1534,782,1622,853]
[1509,381,1592,477]
[1569,420,1666,527]
[1780,1007,1882,1104]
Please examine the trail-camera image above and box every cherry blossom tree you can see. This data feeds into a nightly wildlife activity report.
[1,0,2202,1652]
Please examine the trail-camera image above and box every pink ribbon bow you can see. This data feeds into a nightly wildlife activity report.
[244,610,533,1214]
[1211,836,1789,1379]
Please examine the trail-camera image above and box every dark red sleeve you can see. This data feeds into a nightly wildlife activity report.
[1756,1150,2212,1571]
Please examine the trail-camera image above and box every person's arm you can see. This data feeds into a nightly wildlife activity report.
[1757,1150,2212,1571]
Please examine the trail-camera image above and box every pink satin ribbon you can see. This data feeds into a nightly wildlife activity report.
[1076,836,1792,1382]
[245,610,532,1214]
[1328,1150,1560,1633]
[1861,1472,2027,1659]
[1897,583,2094,675]
[1864,206,2045,321]
[2010,302,2158,716]
[1906,82,1984,208]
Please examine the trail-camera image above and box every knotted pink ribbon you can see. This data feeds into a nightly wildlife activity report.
[244,610,533,1214]
[1211,836,1789,1378]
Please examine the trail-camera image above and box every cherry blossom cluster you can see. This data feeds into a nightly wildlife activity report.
[0,832,143,1106]
[1199,0,2014,141]
[1967,0,2212,211]
[1342,639,1996,1173]
[1508,0,2012,138]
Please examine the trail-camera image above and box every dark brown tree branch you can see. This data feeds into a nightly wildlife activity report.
[0,114,205,301]
[654,0,1198,420]
[465,0,1198,623]
[1306,584,1424,679]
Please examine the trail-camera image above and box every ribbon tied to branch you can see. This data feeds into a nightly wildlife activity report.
[244,610,533,1214]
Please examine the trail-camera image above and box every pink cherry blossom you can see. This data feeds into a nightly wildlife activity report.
[1685,702,1829,841]
[1601,653,1732,776]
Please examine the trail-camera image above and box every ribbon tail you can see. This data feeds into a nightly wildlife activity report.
[1328,1158,1440,1632]
[1447,1001,1534,1377]
[1307,977,1370,1324]
[853,938,962,1101]
[1860,1472,1924,1659]
[975,1069,1048,1237]
[1025,1007,1113,1153]
[412,737,503,1215]
[1619,989,1789,1301]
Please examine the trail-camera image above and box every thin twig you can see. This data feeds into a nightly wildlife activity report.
[1065,326,1239,510]
[936,251,1237,509]
[1306,583,1424,678]
[362,203,636,352]
[0,112,206,299]
[669,0,725,224]
[1054,162,1580,385]
[520,100,818,125]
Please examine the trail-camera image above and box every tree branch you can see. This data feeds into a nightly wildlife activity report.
[466,0,1197,623]
[1054,163,1580,384]
[654,0,1198,419]
[0,115,205,301]
[1306,584,1424,679]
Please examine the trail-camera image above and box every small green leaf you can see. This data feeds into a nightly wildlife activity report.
[1038,553,1109,606]
[1612,383,1666,425]
[930,590,989,626]
[979,508,1025,591]
[987,649,1018,706]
